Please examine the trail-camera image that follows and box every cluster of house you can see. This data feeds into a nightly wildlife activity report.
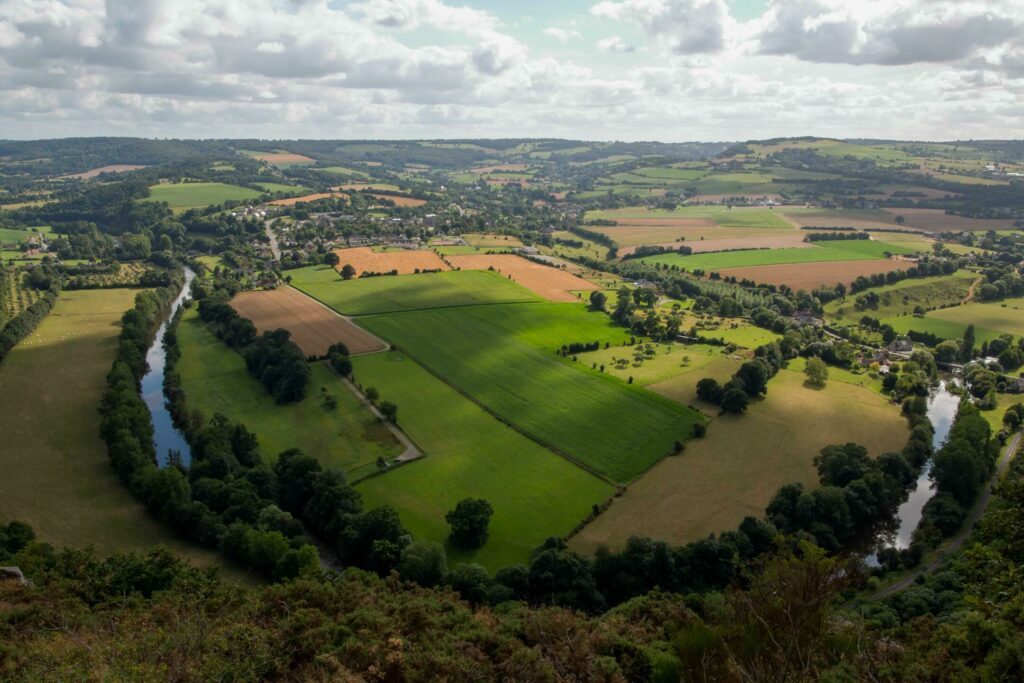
[229,206,269,219]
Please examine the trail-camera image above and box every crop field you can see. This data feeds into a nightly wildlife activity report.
[177,309,402,473]
[230,286,386,357]
[781,207,1014,232]
[332,246,448,276]
[353,352,614,569]
[267,192,346,206]
[571,368,908,551]
[462,233,524,247]
[618,231,810,256]
[588,206,795,229]
[140,182,263,212]
[245,151,316,166]
[446,254,598,302]
[825,272,976,321]
[369,194,427,207]
[0,289,229,569]
[360,303,704,483]
[470,163,530,173]
[290,266,540,315]
[718,259,915,290]
[639,239,915,271]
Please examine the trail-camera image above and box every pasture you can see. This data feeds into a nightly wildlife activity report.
[447,254,598,302]
[254,182,309,194]
[332,246,448,276]
[59,164,146,179]
[353,352,614,570]
[244,151,315,166]
[571,368,908,551]
[360,303,704,483]
[883,301,1024,343]
[588,206,794,229]
[0,289,230,569]
[290,266,540,315]
[140,182,263,212]
[718,259,914,290]
[639,239,915,271]
[176,309,402,474]
[230,286,386,357]
[369,194,427,207]
[578,342,727,387]
[825,272,976,321]
[780,207,1014,232]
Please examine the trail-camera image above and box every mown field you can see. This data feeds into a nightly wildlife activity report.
[176,308,403,474]
[571,367,908,551]
[353,352,615,570]
[639,239,915,270]
[360,303,704,482]
[825,272,976,321]
[588,206,795,229]
[0,290,233,571]
[882,300,1024,344]
[140,182,264,212]
[290,266,540,315]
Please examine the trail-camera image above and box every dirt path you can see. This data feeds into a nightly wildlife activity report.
[340,374,422,463]
[961,276,983,305]
[264,220,281,261]
[873,430,1021,599]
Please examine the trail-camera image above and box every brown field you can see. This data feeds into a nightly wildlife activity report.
[268,192,345,206]
[333,246,449,276]
[463,233,524,247]
[719,259,915,290]
[333,183,398,191]
[618,233,811,257]
[782,208,1013,232]
[447,254,598,302]
[249,152,315,165]
[59,164,147,179]
[369,194,427,207]
[231,286,385,357]
[471,164,529,173]
[881,208,1015,232]
[595,221,787,248]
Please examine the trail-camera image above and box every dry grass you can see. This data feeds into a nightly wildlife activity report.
[446,254,598,302]
[249,152,315,165]
[59,164,146,179]
[267,192,345,206]
[332,247,449,277]
[369,194,427,207]
[718,259,915,290]
[618,233,811,257]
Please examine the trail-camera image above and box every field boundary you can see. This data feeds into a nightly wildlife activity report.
[294,281,546,318]
[282,285,391,356]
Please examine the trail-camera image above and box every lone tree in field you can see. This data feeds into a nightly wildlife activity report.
[446,498,494,549]
[589,291,607,312]
[804,357,829,388]
[379,400,398,423]
[341,264,357,280]
[324,251,340,267]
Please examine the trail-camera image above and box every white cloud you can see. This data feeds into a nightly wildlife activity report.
[591,0,731,54]
[256,41,285,53]
[543,27,581,43]
[597,36,635,53]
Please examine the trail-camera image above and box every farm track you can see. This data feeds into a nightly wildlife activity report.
[961,276,983,304]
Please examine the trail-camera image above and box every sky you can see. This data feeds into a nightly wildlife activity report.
[0,0,1021,142]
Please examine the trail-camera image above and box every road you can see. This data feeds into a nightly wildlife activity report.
[264,220,281,261]
[874,430,1021,598]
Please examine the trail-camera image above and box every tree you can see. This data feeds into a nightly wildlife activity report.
[398,541,448,586]
[341,264,357,280]
[324,251,340,267]
[445,498,494,549]
[735,360,769,397]
[696,378,723,404]
[895,215,905,225]
[379,400,398,423]
[365,386,379,403]
[960,324,976,362]
[804,357,829,388]
[588,291,607,311]
[720,388,749,414]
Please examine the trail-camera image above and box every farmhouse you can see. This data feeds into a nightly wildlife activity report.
[1005,377,1024,394]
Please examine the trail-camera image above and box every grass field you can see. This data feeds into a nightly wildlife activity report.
[0,226,53,245]
[640,239,915,270]
[825,272,977,321]
[718,259,914,290]
[0,290,236,572]
[176,308,402,474]
[140,182,263,212]
[360,303,704,482]
[881,300,1024,344]
[290,266,541,315]
[254,182,309,194]
[578,342,727,387]
[588,206,795,229]
[353,352,614,570]
[571,368,908,551]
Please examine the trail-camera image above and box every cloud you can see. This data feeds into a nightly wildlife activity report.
[597,36,635,53]
[591,0,730,54]
[543,27,581,43]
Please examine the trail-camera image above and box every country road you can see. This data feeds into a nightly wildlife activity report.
[264,220,281,261]
[874,430,1022,598]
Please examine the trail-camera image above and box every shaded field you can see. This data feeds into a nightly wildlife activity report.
[587,206,795,229]
[640,240,915,271]
[140,182,263,212]
[0,290,231,570]
[361,304,704,483]
[825,272,976,321]
[230,286,385,357]
[268,192,345,206]
[571,369,908,552]
[177,309,402,474]
[447,254,598,302]
[354,352,614,570]
[333,246,448,277]
[290,267,539,315]
[718,259,914,290]
[578,343,729,388]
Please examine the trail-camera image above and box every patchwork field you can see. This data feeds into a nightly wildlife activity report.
[140,182,263,212]
[332,246,448,276]
[719,259,915,290]
[447,254,598,302]
[230,286,386,357]
[353,352,615,570]
[571,368,908,551]
[291,266,539,315]
[360,303,704,483]
[640,240,915,271]
[177,309,402,474]
[0,289,230,569]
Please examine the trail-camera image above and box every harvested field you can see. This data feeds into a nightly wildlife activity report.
[718,259,914,290]
[369,194,427,207]
[447,254,598,302]
[230,286,385,357]
[59,164,146,179]
[248,151,315,165]
[267,192,345,206]
[333,246,449,276]
[618,233,810,256]
[463,233,524,247]
[880,208,1015,232]
[781,207,1014,232]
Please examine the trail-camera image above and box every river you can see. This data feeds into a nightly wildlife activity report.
[140,266,195,468]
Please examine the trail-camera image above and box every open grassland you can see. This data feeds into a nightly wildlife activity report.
[825,272,976,321]
[446,254,598,302]
[176,309,402,474]
[0,290,232,570]
[883,315,1004,345]
[332,246,448,277]
[588,206,794,229]
[353,352,614,570]
[360,304,704,483]
[578,342,728,387]
[617,231,810,255]
[883,300,1024,343]
[718,259,914,290]
[463,233,524,247]
[58,164,147,179]
[140,182,263,212]
[318,166,371,179]
[290,266,540,315]
[639,240,915,271]
[254,182,310,194]
[0,226,53,245]
[230,286,386,357]
[571,368,908,551]
[647,355,743,415]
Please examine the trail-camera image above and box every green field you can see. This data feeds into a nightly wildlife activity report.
[318,166,371,179]
[0,226,53,245]
[578,342,726,387]
[640,240,914,270]
[587,205,794,229]
[353,352,614,569]
[140,182,263,212]
[289,267,541,315]
[176,309,403,474]
[825,272,976,321]
[882,300,1024,344]
[882,316,1003,345]
[0,290,235,573]
[254,182,309,194]
[360,303,704,482]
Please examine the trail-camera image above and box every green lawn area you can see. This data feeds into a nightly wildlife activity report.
[289,267,541,315]
[639,240,914,271]
[882,300,1024,344]
[587,205,795,229]
[0,226,53,244]
[360,303,704,482]
[882,315,1004,345]
[353,352,614,570]
[318,166,371,179]
[0,290,239,575]
[825,272,977,321]
[176,308,403,474]
[140,182,263,212]
[254,182,309,194]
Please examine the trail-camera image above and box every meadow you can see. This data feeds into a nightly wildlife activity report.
[881,300,1024,344]
[639,239,914,270]
[353,352,614,570]
[140,182,263,212]
[587,205,794,229]
[360,303,704,482]
[289,266,540,315]
[176,309,403,474]
[825,272,977,321]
